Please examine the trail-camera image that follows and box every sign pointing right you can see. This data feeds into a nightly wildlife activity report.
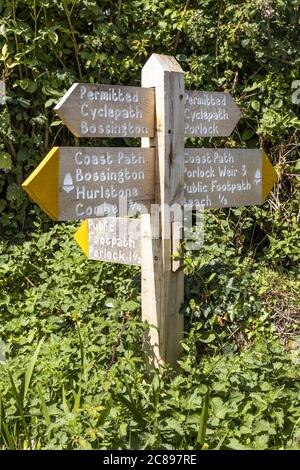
[184,91,241,137]
[184,148,277,208]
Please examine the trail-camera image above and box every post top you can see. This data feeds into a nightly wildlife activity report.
[142,53,184,74]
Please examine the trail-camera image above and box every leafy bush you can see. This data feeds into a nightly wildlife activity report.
[183,208,300,354]
[0,222,299,450]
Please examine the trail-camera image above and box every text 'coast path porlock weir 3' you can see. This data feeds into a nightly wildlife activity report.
[22,54,278,368]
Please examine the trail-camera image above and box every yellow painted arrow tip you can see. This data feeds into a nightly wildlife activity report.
[22,147,60,221]
[74,220,89,257]
[262,151,278,202]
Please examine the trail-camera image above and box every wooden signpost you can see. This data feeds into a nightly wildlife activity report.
[140,54,185,367]
[22,53,278,369]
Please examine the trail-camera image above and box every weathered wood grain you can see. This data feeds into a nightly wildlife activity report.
[184,91,241,137]
[184,148,277,208]
[54,83,155,138]
[141,53,185,369]
[75,217,142,266]
[22,147,155,221]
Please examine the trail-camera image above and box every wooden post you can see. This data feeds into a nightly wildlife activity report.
[141,54,185,368]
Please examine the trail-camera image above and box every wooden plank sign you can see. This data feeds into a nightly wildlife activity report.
[185,91,241,137]
[74,217,141,266]
[184,148,277,208]
[22,147,155,220]
[54,83,155,138]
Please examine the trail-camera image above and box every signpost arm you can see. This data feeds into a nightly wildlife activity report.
[141,54,185,368]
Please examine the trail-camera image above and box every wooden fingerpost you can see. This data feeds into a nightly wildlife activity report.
[141,54,185,368]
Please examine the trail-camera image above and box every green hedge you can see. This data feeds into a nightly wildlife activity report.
[0,0,299,242]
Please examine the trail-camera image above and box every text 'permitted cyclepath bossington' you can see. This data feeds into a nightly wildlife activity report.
[54,83,155,138]
[59,147,155,219]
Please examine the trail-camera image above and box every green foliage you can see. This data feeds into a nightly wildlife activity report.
[1,312,300,449]
[0,223,299,450]
[183,208,300,354]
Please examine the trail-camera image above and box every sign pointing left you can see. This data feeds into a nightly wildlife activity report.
[75,217,142,266]
[22,146,155,221]
[54,83,155,138]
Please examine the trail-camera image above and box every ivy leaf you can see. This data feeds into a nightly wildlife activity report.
[199,332,216,343]
[1,43,9,60]
[45,98,57,108]
[251,100,260,112]
[0,152,12,170]
[16,80,37,93]
[242,129,255,140]
[121,300,140,312]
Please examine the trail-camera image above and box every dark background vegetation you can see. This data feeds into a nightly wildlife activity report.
[0,0,299,450]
